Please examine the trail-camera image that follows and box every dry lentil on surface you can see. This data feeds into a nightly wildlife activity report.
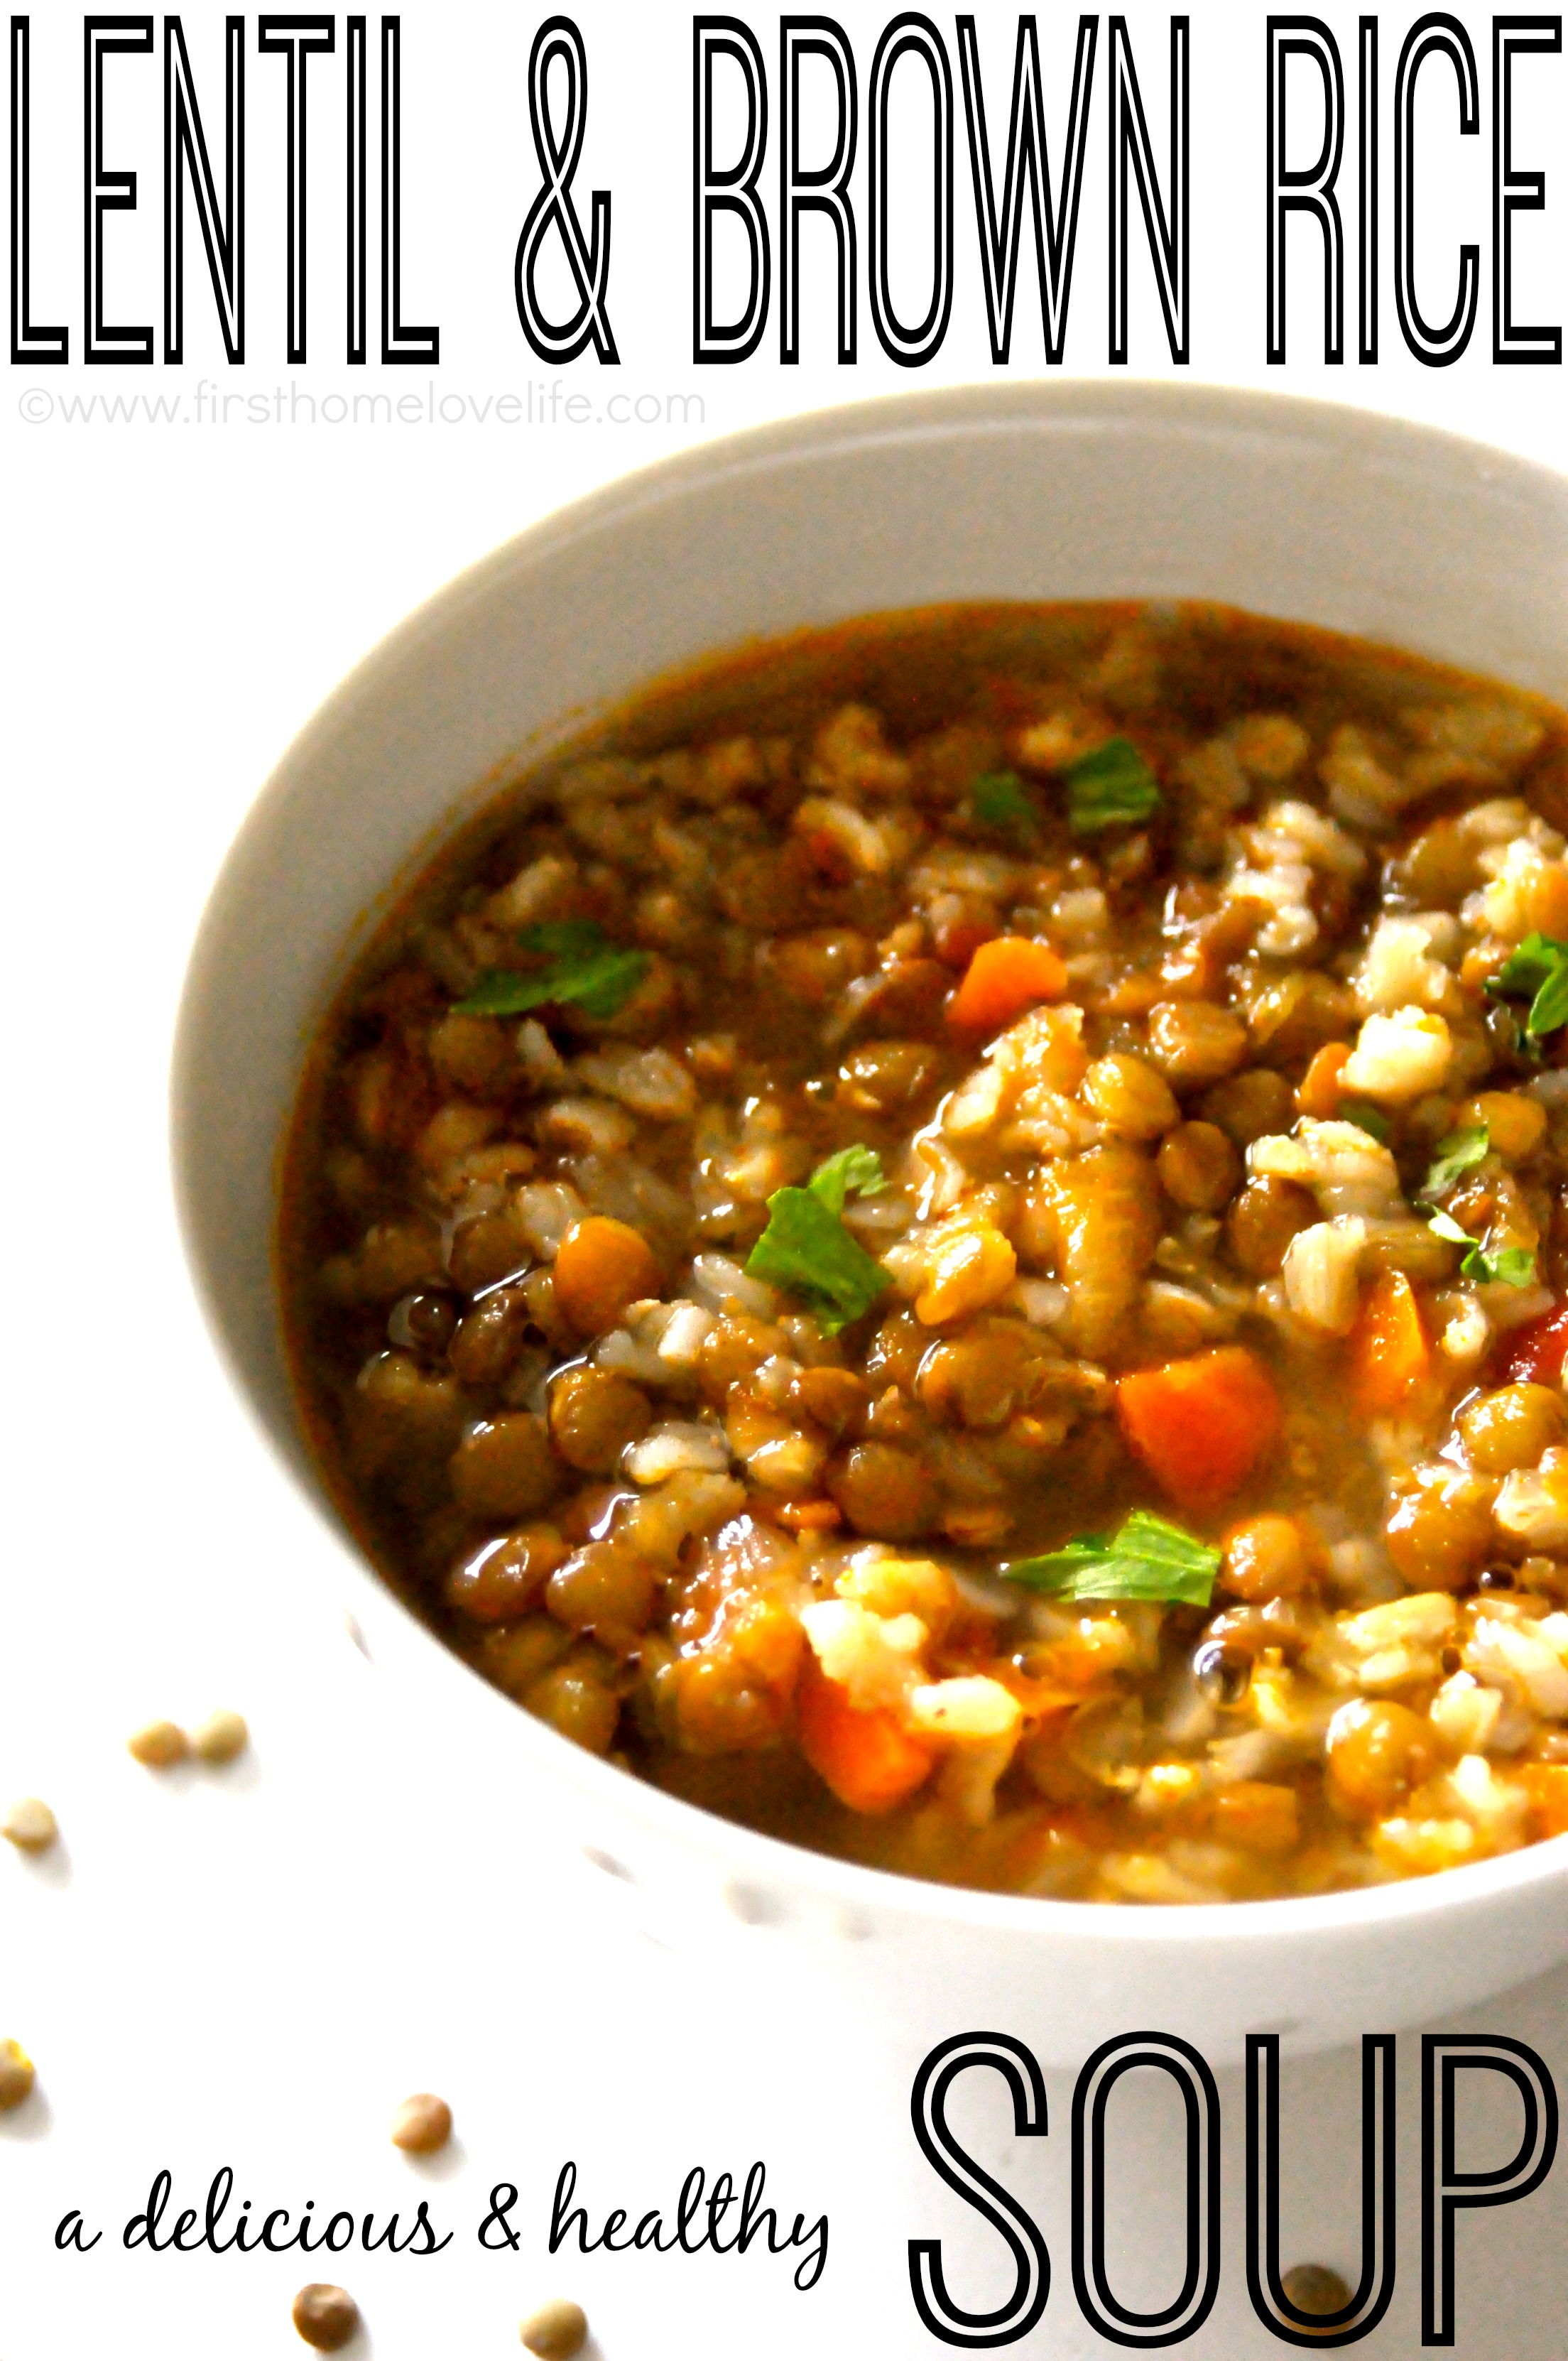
[389,2090,452,2154]
[281,602,1568,1904]
[518,2297,589,2359]
[291,2283,360,2352]
[1,1797,57,1852]
[126,1719,187,1770]
[0,2039,36,2110]
[1281,2262,1354,2319]
[189,1708,249,1765]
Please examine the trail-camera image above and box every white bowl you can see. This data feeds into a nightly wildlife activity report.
[173,381,1568,2065]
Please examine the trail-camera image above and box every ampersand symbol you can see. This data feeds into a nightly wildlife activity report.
[515,17,619,364]
[477,2183,521,2250]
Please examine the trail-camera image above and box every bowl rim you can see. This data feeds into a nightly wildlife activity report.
[173,374,1568,1954]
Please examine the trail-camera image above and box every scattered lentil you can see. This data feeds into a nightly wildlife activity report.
[1,1797,58,1853]
[291,2284,360,2352]
[1281,2262,1353,2320]
[519,2298,589,2359]
[0,2039,35,2110]
[127,1719,188,1770]
[389,2092,452,2154]
[190,1709,250,1765]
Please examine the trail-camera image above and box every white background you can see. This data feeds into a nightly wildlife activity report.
[4,1,1568,2352]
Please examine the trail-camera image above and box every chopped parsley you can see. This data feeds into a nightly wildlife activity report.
[1341,1102,1391,1144]
[1486,932,1568,1038]
[453,920,650,1020]
[745,1146,891,1334]
[1002,1510,1220,1607]
[971,769,1040,842]
[1420,1125,1490,1200]
[1427,1208,1536,1288]
[807,1144,887,1214]
[1062,737,1161,835]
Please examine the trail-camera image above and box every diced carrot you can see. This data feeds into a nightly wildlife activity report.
[1503,1303,1568,1387]
[1349,1271,1432,1416]
[1295,1041,1351,1119]
[552,1216,660,1336]
[1520,1764,1568,1840]
[947,936,1067,1033]
[796,1659,936,1815]
[1116,1345,1282,1508]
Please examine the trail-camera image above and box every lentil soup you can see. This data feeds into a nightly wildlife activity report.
[281,602,1568,1904]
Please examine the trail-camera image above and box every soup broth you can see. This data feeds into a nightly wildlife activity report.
[281,603,1568,1902]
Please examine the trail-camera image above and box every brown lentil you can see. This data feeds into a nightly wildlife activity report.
[450,1414,558,1519]
[1221,1516,1315,1602]
[1458,1384,1567,1475]
[389,2092,453,2154]
[1157,1120,1241,1212]
[190,1709,249,1766]
[1385,1470,1496,1592]
[1080,1052,1179,1141]
[838,1038,940,1112]
[1280,2264,1354,2321]
[826,1442,940,1539]
[446,1526,568,1621]
[548,1367,653,1474]
[545,1543,659,1636]
[1199,1065,1295,1146]
[1,1796,58,1852]
[519,2298,589,2360]
[387,1287,459,1358]
[524,1655,621,1753]
[291,2284,360,2352]
[1326,1700,1438,1819]
[448,1285,534,1385]
[1145,999,1249,1087]
[1226,1177,1317,1279]
[127,1719,188,1770]
[0,2039,35,2110]
[552,1216,661,1335]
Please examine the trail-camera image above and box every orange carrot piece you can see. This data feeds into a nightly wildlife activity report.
[796,1661,936,1815]
[1116,1345,1281,1508]
[1295,1041,1351,1119]
[947,936,1067,1033]
[1521,1764,1568,1840]
[1349,1271,1432,1416]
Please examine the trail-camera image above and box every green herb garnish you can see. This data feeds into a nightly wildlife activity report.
[745,1146,891,1335]
[1486,932,1568,1038]
[1062,737,1161,835]
[1341,1102,1391,1144]
[453,920,650,1021]
[1420,1125,1490,1200]
[1427,1208,1536,1288]
[1002,1510,1220,1606]
[807,1145,887,1214]
[1482,1247,1540,1287]
[971,769,1040,842]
